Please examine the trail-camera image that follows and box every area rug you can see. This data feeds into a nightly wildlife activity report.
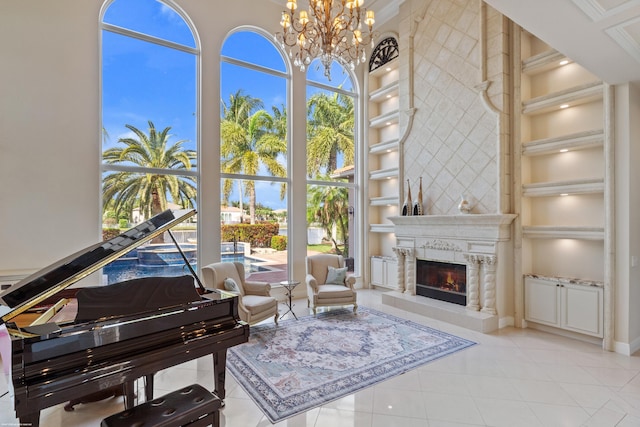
[227,306,476,423]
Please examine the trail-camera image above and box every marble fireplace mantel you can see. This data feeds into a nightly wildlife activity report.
[389,214,517,241]
[385,214,517,333]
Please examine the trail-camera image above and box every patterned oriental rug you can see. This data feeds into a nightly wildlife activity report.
[227,307,476,423]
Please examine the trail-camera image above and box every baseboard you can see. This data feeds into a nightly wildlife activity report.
[499,316,515,328]
[526,322,603,347]
[615,336,640,356]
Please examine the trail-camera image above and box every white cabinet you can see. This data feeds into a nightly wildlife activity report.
[524,276,603,337]
[370,256,397,289]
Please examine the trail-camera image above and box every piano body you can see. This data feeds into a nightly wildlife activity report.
[0,209,250,427]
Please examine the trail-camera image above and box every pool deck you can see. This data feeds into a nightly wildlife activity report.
[245,249,289,283]
[245,249,323,284]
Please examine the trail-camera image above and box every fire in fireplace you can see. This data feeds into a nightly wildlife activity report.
[416,260,467,306]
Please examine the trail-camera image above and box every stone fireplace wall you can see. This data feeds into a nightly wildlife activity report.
[397,0,510,214]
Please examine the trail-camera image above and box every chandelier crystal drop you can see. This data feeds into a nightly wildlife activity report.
[274,0,376,80]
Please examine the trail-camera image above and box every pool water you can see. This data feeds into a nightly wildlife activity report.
[103,253,268,284]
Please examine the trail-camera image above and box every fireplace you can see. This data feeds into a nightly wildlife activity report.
[416,260,466,306]
[386,214,516,333]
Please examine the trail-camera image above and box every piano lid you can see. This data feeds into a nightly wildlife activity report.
[0,208,197,325]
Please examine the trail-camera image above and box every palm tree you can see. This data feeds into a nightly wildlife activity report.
[220,90,286,224]
[102,120,197,225]
[307,180,350,256]
[306,91,355,178]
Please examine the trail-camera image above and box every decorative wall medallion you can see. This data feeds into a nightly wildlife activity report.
[369,36,399,72]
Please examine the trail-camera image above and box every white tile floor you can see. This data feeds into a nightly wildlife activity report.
[2,289,640,426]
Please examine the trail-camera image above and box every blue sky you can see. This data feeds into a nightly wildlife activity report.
[101,0,355,211]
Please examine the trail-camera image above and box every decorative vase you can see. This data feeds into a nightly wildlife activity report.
[413,177,423,215]
[402,179,412,216]
[458,195,471,214]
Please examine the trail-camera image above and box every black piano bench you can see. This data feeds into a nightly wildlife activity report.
[100,384,221,427]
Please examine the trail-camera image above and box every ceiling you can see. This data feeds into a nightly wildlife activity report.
[473,0,640,84]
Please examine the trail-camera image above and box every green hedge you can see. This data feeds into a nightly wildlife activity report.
[102,228,120,241]
[271,235,287,251]
[221,222,280,248]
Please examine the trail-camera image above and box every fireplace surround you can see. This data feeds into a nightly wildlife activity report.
[385,214,516,333]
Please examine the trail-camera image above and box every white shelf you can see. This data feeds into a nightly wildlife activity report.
[522,178,604,197]
[369,81,399,103]
[522,81,603,115]
[522,49,571,75]
[522,226,604,240]
[370,223,394,233]
[522,129,604,156]
[370,196,399,206]
[369,167,398,180]
[370,138,399,154]
[369,110,399,128]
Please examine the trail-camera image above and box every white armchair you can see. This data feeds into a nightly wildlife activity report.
[202,261,278,325]
[305,254,357,315]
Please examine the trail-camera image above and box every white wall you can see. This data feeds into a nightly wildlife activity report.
[629,82,640,352]
[0,1,102,274]
[614,83,640,353]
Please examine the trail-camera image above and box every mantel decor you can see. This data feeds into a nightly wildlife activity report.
[275,0,376,80]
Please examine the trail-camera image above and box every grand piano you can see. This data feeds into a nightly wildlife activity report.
[0,209,250,427]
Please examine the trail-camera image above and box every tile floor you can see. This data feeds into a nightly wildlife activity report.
[2,289,640,426]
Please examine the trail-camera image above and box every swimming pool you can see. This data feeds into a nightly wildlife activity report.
[103,249,269,284]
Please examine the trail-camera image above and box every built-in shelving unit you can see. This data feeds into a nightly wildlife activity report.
[517,32,610,342]
[365,35,400,290]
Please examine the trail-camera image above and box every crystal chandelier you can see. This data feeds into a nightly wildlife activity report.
[275,0,376,80]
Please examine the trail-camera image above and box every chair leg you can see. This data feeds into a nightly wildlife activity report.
[353,303,358,314]
[274,312,279,325]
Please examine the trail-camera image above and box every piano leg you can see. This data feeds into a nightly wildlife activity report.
[123,381,136,409]
[213,349,227,404]
[144,374,154,401]
[20,412,40,427]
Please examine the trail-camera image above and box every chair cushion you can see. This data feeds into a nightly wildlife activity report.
[317,284,354,298]
[242,295,277,315]
[325,266,348,285]
[224,277,240,294]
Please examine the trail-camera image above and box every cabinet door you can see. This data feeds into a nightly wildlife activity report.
[524,278,560,327]
[385,259,398,288]
[561,284,603,337]
[370,257,384,286]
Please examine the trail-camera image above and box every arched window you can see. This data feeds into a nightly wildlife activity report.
[306,60,359,271]
[220,29,290,280]
[100,0,199,284]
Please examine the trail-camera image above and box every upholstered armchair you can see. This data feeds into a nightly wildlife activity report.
[201,261,278,325]
[305,254,357,315]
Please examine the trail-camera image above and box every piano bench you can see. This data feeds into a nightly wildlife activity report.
[101,384,221,427]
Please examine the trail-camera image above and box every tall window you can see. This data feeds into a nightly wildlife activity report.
[306,60,358,270]
[100,0,199,284]
[220,30,290,282]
